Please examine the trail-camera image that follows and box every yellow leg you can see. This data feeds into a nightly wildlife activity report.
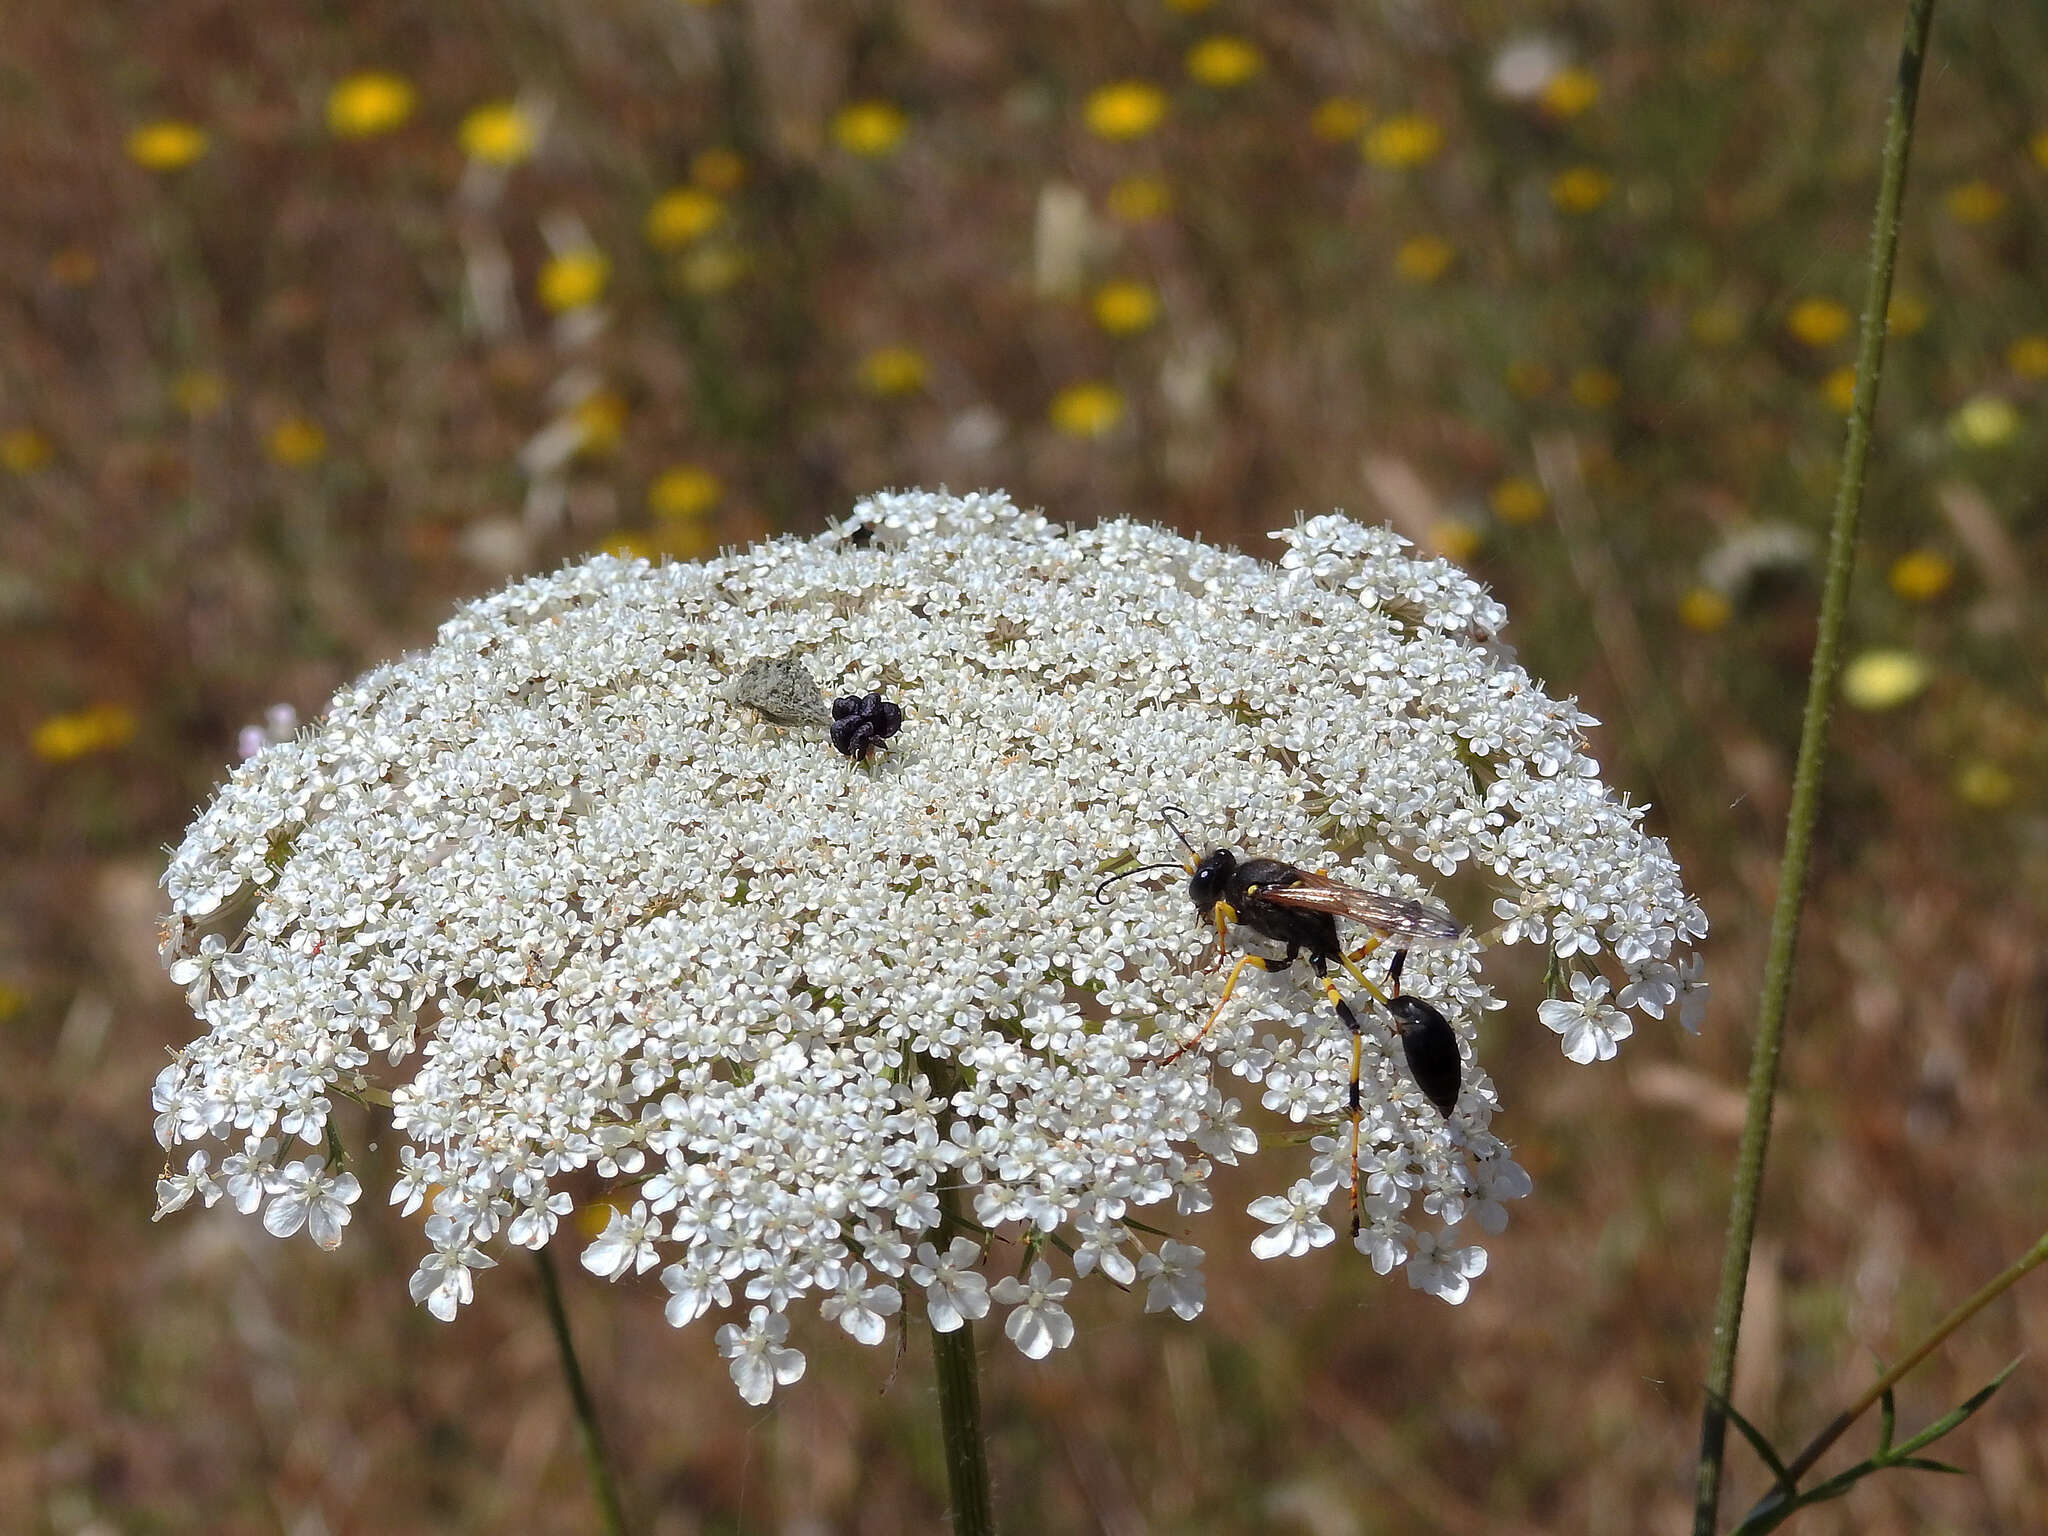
[1163,951,1271,1064]
[1316,975,1369,1238]
[1211,899,1238,966]
[1338,951,1392,1008]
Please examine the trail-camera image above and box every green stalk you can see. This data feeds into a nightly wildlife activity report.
[1691,2,1938,1530]
[534,1248,630,1536]
[921,1052,997,1535]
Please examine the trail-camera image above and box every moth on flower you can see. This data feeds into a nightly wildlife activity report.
[153,488,1703,1402]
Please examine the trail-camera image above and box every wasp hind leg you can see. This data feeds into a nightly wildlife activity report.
[1307,968,1370,1239]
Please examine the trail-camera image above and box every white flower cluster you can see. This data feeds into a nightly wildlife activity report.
[153,488,1704,1403]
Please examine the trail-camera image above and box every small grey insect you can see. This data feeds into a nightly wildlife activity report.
[728,653,832,728]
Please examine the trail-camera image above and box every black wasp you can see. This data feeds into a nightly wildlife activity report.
[1097,808,1463,1237]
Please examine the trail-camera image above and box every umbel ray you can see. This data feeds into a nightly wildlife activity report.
[1097,807,1463,1236]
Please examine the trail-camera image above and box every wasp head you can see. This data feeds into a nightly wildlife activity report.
[1187,848,1237,916]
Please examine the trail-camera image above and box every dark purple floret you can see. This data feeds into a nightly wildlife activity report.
[830,691,904,760]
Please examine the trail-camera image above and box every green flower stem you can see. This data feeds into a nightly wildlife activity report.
[534,1247,630,1536]
[1691,2,1938,1531]
[1771,1226,2048,1499]
[931,1178,997,1536]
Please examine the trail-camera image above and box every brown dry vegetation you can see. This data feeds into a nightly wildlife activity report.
[3,3,2046,1533]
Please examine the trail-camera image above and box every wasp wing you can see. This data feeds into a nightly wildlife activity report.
[1260,869,1463,943]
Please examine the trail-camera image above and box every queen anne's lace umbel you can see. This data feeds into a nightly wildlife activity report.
[154,489,1704,1403]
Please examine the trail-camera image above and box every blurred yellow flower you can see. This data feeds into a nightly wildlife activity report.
[1086,82,1168,141]
[1570,366,1619,408]
[1504,359,1553,399]
[538,250,610,312]
[1786,296,1850,348]
[648,464,722,519]
[1363,114,1442,168]
[1688,301,1744,348]
[171,370,227,420]
[858,346,928,397]
[1539,68,1600,119]
[1394,235,1454,283]
[48,247,98,287]
[127,120,209,171]
[1954,760,2015,809]
[1840,649,1929,710]
[1822,366,1858,413]
[672,244,750,294]
[2001,333,2048,379]
[598,532,657,561]
[267,417,327,467]
[1049,381,1125,438]
[2007,334,2048,378]
[1943,180,2006,225]
[1550,165,1612,213]
[1092,280,1160,335]
[1949,395,2018,449]
[1678,587,1732,633]
[1428,517,1483,562]
[1489,475,1546,524]
[459,102,537,165]
[326,72,416,138]
[1186,35,1263,88]
[1107,175,1172,223]
[1,427,54,474]
[32,703,137,763]
[573,392,628,456]
[1887,549,1953,602]
[0,982,24,1023]
[1311,97,1369,142]
[2033,128,2048,170]
[691,147,747,193]
[833,100,909,157]
[1885,292,1928,336]
[646,187,725,249]
[1163,0,1215,11]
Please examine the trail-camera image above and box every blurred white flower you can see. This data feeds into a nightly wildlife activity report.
[153,488,1703,1391]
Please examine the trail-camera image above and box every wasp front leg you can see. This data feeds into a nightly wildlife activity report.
[1161,950,1273,1065]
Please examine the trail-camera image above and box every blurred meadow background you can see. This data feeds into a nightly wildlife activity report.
[4,1,2047,1532]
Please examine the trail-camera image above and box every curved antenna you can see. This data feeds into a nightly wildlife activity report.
[1157,805,1202,857]
[1093,862,1186,904]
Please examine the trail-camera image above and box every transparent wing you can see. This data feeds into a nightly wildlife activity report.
[1262,869,1463,943]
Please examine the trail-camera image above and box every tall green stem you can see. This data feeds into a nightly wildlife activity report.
[1691,2,1938,1530]
[921,1052,997,1535]
[534,1248,630,1536]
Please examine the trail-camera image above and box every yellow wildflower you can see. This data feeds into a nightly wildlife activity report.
[1107,175,1172,223]
[858,347,929,397]
[1,427,54,474]
[599,532,658,562]
[1092,280,1160,335]
[1550,166,1612,213]
[1311,97,1368,142]
[1429,517,1483,562]
[2033,128,2048,170]
[538,250,610,312]
[649,465,722,520]
[1786,296,1850,348]
[1539,68,1600,119]
[1186,36,1263,88]
[1887,550,1953,602]
[833,100,909,157]
[1488,476,1546,524]
[692,147,747,192]
[573,392,628,456]
[127,120,209,171]
[1569,367,1619,408]
[646,187,725,249]
[1944,180,2006,225]
[1688,301,1744,348]
[1885,292,1927,336]
[1822,367,1858,413]
[1949,395,2018,449]
[1840,650,1929,710]
[48,248,98,287]
[0,982,24,1023]
[1504,360,1553,399]
[32,704,138,762]
[1954,761,2015,809]
[1394,236,1454,283]
[459,102,537,165]
[1049,382,1125,438]
[1163,0,1215,11]
[267,417,327,467]
[1085,82,1168,141]
[1363,114,1442,168]
[171,371,227,420]
[326,72,416,138]
[1678,587,1732,633]
[2007,335,2048,378]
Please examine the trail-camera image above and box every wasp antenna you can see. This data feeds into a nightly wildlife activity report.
[1158,805,1202,857]
[1093,862,1186,903]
